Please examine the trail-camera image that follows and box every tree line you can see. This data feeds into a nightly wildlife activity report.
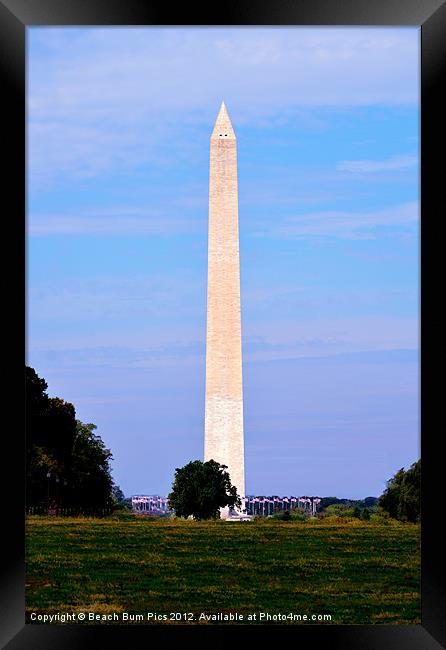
[26,365,420,522]
[167,459,420,522]
[26,366,117,514]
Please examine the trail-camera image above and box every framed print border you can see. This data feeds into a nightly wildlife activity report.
[1,0,445,647]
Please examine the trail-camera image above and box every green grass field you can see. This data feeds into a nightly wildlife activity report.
[25,515,420,625]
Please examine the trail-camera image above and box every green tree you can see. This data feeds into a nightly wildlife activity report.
[26,366,49,417]
[112,484,132,511]
[361,508,371,521]
[26,367,76,463]
[65,421,114,512]
[26,367,77,507]
[324,503,355,517]
[168,459,241,520]
[398,460,421,523]
[26,366,115,513]
[379,467,405,519]
[379,460,420,523]
[273,510,292,521]
[352,506,362,519]
[112,484,126,503]
[319,497,341,510]
[26,366,52,494]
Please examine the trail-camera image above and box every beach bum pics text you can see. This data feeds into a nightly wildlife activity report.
[28,611,333,624]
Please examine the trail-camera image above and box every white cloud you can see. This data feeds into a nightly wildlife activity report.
[28,27,419,187]
[28,272,206,322]
[263,201,418,239]
[29,28,418,117]
[28,313,418,369]
[337,154,418,173]
[242,315,418,362]
[28,207,204,236]
[28,200,419,241]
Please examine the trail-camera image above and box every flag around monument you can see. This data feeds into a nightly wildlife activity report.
[204,102,245,516]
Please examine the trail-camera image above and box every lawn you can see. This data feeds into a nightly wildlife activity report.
[25,515,420,625]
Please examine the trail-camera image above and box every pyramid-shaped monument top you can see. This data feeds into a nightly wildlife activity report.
[211,101,236,140]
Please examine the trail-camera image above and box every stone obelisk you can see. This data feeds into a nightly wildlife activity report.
[204,102,245,515]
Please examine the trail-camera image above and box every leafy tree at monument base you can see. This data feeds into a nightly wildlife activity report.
[168,459,241,520]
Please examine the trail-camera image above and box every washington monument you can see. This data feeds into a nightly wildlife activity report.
[204,101,245,512]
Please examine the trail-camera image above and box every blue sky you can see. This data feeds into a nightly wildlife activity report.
[27,27,419,499]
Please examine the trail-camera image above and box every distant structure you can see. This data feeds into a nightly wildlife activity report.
[204,102,245,517]
[131,494,322,517]
[245,496,322,517]
[131,495,171,515]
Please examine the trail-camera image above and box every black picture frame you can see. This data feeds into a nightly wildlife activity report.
[2,0,445,647]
